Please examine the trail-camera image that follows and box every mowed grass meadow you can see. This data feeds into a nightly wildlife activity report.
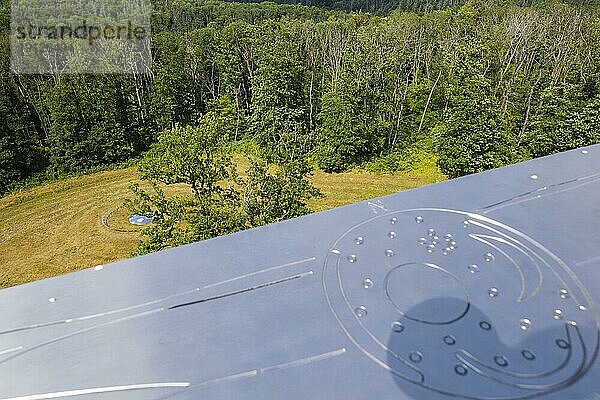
[0,158,444,288]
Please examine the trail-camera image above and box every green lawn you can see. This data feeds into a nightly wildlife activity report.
[0,160,444,288]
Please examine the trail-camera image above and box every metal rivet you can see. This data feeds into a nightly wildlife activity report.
[479,321,492,331]
[391,321,405,333]
[454,364,468,376]
[521,350,535,361]
[355,306,367,317]
[468,264,480,274]
[409,351,423,363]
[443,335,456,345]
[519,318,532,330]
[494,355,508,367]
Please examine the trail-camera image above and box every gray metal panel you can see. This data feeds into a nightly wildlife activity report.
[1,145,600,400]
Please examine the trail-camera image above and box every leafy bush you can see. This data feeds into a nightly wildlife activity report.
[363,144,430,173]
[127,119,321,254]
[437,75,516,178]
[524,86,600,158]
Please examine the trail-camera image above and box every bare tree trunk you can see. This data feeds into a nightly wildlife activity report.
[417,70,442,136]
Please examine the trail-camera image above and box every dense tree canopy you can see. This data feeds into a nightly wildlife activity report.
[1,0,600,193]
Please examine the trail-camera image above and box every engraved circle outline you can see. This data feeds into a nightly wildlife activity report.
[322,208,600,400]
[383,262,471,325]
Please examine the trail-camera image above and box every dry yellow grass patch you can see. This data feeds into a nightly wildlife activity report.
[0,162,444,288]
[0,168,141,287]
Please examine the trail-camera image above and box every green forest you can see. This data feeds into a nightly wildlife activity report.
[1,0,600,252]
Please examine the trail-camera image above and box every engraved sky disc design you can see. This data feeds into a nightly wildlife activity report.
[323,208,600,400]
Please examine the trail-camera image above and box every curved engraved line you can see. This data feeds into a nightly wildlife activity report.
[202,257,316,289]
[333,255,434,373]
[1,272,311,365]
[469,234,525,302]
[456,323,588,391]
[0,308,165,366]
[457,328,573,379]
[469,235,533,302]
[479,172,600,214]
[330,208,598,334]
[0,258,316,336]
[466,219,584,307]
[189,370,258,390]
[168,272,312,310]
[324,249,596,399]
[575,255,600,268]
[382,262,471,325]
[469,234,543,302]
[480,186,557,212]
[0,288,201,336]
[452,215,599,376]
[324,208,600,399]
[0,347,22,356]
[260,348,347,373]
[321,251,425,384]
[0,383,190,400]
[335,255,426,381]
